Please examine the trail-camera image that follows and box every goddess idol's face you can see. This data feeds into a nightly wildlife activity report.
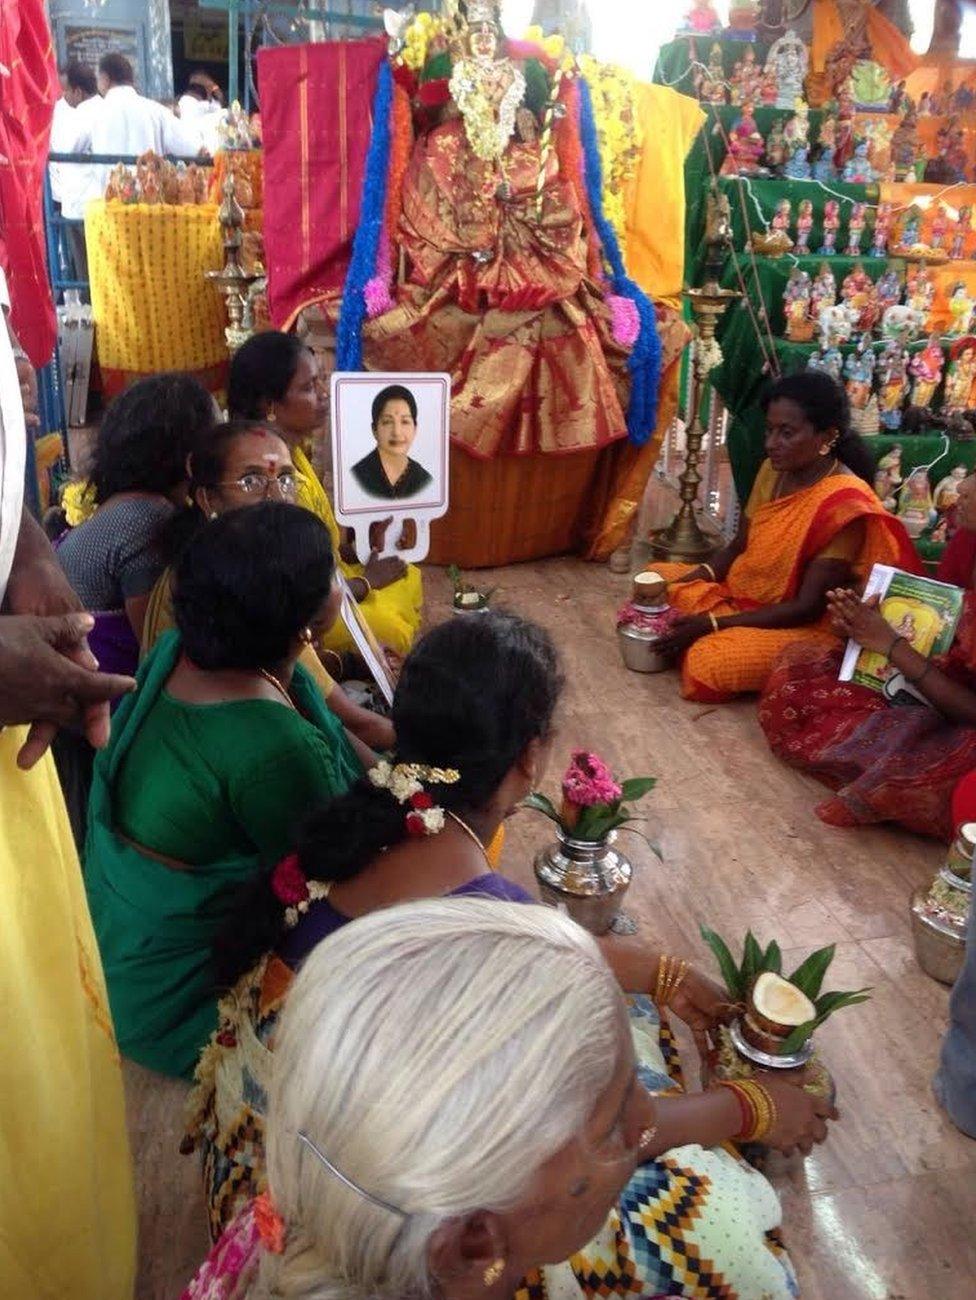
[470,21,499,60]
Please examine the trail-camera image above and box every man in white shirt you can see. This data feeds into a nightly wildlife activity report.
[50,62,101,277]
[177,70,226,155]
[68,52,204,221]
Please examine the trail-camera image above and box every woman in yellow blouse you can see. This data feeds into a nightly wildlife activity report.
[227,332,423,661]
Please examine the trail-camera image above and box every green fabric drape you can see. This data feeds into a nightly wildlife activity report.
[84,631,362,1079]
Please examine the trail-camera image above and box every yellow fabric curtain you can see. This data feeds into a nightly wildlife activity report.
[624,84,705,305]
[0,731,135,1298]
[86,199,227,375]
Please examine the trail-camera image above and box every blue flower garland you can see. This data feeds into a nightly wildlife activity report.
[578,75,662,444]
[336,59,394,371]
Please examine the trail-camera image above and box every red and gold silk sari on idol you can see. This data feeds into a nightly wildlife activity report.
[657,466,919,703]
[362,117,631,459]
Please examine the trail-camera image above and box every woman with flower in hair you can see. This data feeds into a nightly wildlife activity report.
[84,503,362,1080]
[185,611,833,1292]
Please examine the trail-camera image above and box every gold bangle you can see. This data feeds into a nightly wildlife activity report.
[708,612,720,634]
[654,955,688,1007]
[357,576,372,600]
[735,1080,776,1142]
[701,563,716,581]
[322,649,344,679]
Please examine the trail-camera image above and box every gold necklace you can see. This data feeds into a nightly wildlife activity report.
[447,811,491,870]
[776,456,839,500]
[257,667,296,709]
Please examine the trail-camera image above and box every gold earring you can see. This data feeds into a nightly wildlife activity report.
[483,1259,504,1287]
[301,626,313,644]
[209,510,219,520]
[267,408,277,423]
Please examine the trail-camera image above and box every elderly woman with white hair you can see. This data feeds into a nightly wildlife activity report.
[183,897,830,1299]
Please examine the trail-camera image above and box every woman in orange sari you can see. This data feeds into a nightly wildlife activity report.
[655,372,918,702]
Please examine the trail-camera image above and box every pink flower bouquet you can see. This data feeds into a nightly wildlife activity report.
[524,750,656,843]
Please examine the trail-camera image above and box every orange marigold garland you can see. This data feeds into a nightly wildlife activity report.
[555,79,603,282]
[253,1192,287,1255]
[384,82,414,269]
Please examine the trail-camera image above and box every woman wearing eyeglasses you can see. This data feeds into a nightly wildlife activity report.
[84,503,363,1080]
[142,419,394,751]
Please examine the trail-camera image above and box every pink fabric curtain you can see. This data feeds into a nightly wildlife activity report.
[257,37,385,330]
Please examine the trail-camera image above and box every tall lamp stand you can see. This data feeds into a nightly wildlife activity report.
[649,283,741,563]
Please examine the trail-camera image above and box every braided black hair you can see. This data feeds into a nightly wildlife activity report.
[213,611,564,987]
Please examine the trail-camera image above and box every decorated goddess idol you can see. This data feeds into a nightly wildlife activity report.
[353,0,661,460]
[257,1,695,566]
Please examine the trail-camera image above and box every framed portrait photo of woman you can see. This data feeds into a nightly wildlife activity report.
[331,372,450,563]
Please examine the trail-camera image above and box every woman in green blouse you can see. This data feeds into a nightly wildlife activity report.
[84,503,363,1079]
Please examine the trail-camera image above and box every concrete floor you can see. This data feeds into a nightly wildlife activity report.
[125,557,975,1299]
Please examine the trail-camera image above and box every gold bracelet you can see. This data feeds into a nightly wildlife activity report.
[708,612,720,634]
[654,955,688,1007]
[321,649,344,679]
[735,1080,777,1142]
[357,576,373,600]
[701,563,716,581]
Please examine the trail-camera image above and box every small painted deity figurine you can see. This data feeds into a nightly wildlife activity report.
[874,445,903,510]
[951,206,973,261]
[784,99,810,152]
[764,118,788,172]
[898,469,936,539]
[720,101,765,175]
[783,267,814,341]
[842,262,879,333]
[946,128,969,181]
[808,343,844,383]
[833,92,856,172]
[891,107,919,180]
[765,29,808,111]
[810,261,837,321]
[784,145,811,180]
[844,334,876,410]
[875,266,902,317]
[935,466,968,514]
[906,262,936,327]
[899,206,923,251]
[727,1,761,36]
[696,44,727,105]
[931,205,951,251]
[682,0,722,34]
[842,140,875,184]
[818,114,837,155]
[759,67,778,106]
[889,80,908,114]
[845,202,868,256]
[872,202,894,257]
[867,118,894,180]
[812,146,837,182]
[730,45,763,106]
[909,334,946,408]
[771,198,792,241]
[945,339,976,415]
[918,91,934,117]
[877,340,909,430]
[948,282,976,337]
[819,200,841,255]
[795,199,814,253]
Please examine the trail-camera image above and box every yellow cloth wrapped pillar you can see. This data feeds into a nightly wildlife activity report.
[0,729,135,1298]
[85,199,228,395]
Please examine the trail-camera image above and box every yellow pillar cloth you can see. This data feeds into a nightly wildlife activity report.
[0,729,135,1298]
[293,446,424,658]
[85,199,227,374]
[624,83,705,304]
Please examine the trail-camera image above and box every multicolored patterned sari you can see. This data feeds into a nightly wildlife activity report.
[657,468,919,702]
[760,532,976,842]
[181,998,797,1300]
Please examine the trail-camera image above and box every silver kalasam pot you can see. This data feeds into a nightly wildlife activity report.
[534,830,632,935]
[910,886,967,986]
[617,623,671,673]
